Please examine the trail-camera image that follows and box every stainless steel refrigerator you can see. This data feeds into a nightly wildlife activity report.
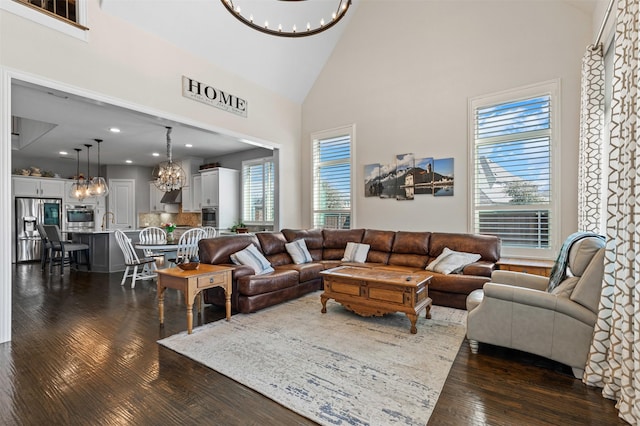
[15,197,62,262]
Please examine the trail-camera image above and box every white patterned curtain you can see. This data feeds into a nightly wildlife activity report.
[583,0,640,424]
[578,46,604,233]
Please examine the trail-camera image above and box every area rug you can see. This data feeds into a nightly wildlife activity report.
[158,292,467,426]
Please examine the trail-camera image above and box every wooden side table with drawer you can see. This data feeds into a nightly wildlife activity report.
[156,264,233,334]
[496,257,555,277]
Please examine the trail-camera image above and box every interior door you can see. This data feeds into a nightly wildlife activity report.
[108,179,135,230]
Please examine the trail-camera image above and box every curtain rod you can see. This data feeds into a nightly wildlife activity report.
[593,0,615,50]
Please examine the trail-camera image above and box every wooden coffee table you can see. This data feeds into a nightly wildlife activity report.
[156,264,233,334]
[320,266,433,334]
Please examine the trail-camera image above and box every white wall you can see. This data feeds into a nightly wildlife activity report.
[302,1,593,236]
[0,0,303,343]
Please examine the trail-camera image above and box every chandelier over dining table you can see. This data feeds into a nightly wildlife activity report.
[220,0,352,38]
[153,126,186,192]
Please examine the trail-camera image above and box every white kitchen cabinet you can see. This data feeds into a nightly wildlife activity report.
[149,181,179,213]
[13,176,65,198]
[149,182,164,212]
[200,169,219,207]
[181,186,193,212]
[179,158,202,212]
[192,174,202,211]
[200,167,239,229]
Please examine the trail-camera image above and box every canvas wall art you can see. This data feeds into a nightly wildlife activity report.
[433,157,454,196]
[414,157,434,195]
[378,163,396,199]
[395,153,415,200]
[364,163,381,197]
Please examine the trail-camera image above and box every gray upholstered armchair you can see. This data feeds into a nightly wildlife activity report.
[466,236,606,378]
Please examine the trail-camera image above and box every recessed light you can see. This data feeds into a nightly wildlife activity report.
[59,151,68,155]
[110,127,121,133]
[125,160,132,164]
[152,152,160,157]
[185,144,193,148]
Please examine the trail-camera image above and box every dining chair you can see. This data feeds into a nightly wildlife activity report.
[43,224,91,275]
[114,229,157,288]
[138,226,167,258]
[167,227,206,266]
[36,223,52,271]
[201,226,217,239]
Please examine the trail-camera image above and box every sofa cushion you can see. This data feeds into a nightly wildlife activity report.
[322,228,365,260]
[254,232,290,267]
[256,232,288,256]
[282,229,324,261]
[426,247,481,274]
[237,270,299,296]
[199,234,260,264]
[429,232,500,263]
[388,231,431,268]
[362,229,395,264]
[342,242,370,263]
[231,244,274,275]
[285,239,313,264]
[277,262,325,282]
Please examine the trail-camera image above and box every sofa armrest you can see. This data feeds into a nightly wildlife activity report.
[490,270,549,291]
[462,261,495,277]
[483,283,595,325]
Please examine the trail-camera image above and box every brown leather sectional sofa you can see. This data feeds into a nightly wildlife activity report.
[199,228,501,313]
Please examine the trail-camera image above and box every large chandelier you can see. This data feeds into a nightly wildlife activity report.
[221,0,352,38]
[153,127,186,192]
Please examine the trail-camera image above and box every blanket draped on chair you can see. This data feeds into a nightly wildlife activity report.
[547,232,605,292]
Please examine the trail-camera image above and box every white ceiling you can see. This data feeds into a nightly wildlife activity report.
[11,82,261,168]
[11,0,357,168]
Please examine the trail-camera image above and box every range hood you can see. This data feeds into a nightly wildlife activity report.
[160,189,182,204]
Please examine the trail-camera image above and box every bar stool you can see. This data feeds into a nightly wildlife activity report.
[43,225,91,275]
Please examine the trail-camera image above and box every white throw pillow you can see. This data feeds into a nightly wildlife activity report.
[232,244,274,275]
[342,242,370,263]
[426,247,481,275]
[285,239,313,264]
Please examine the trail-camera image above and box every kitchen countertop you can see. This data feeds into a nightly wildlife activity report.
[69,229,147,234]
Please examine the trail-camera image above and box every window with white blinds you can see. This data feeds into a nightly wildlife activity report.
[312,127,354,229]
[470,82,559,257]
[241,157,274,226]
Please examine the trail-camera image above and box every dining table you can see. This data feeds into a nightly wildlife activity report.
[134,241,198,268]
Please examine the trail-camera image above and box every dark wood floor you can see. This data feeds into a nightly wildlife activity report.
[0,263,626,425]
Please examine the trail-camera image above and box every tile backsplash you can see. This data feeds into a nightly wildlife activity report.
[139,212,201,228]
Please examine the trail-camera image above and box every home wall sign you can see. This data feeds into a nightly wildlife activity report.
[182,76,248,118]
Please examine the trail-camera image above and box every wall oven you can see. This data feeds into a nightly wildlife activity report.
[202,207,218,228]
[65,205,95,231]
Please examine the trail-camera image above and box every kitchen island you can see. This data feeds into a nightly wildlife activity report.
[70,230,143,273]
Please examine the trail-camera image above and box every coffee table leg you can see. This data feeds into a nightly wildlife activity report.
[225,289,231,321]
[320,294,328,313]
[407,313,418,334]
